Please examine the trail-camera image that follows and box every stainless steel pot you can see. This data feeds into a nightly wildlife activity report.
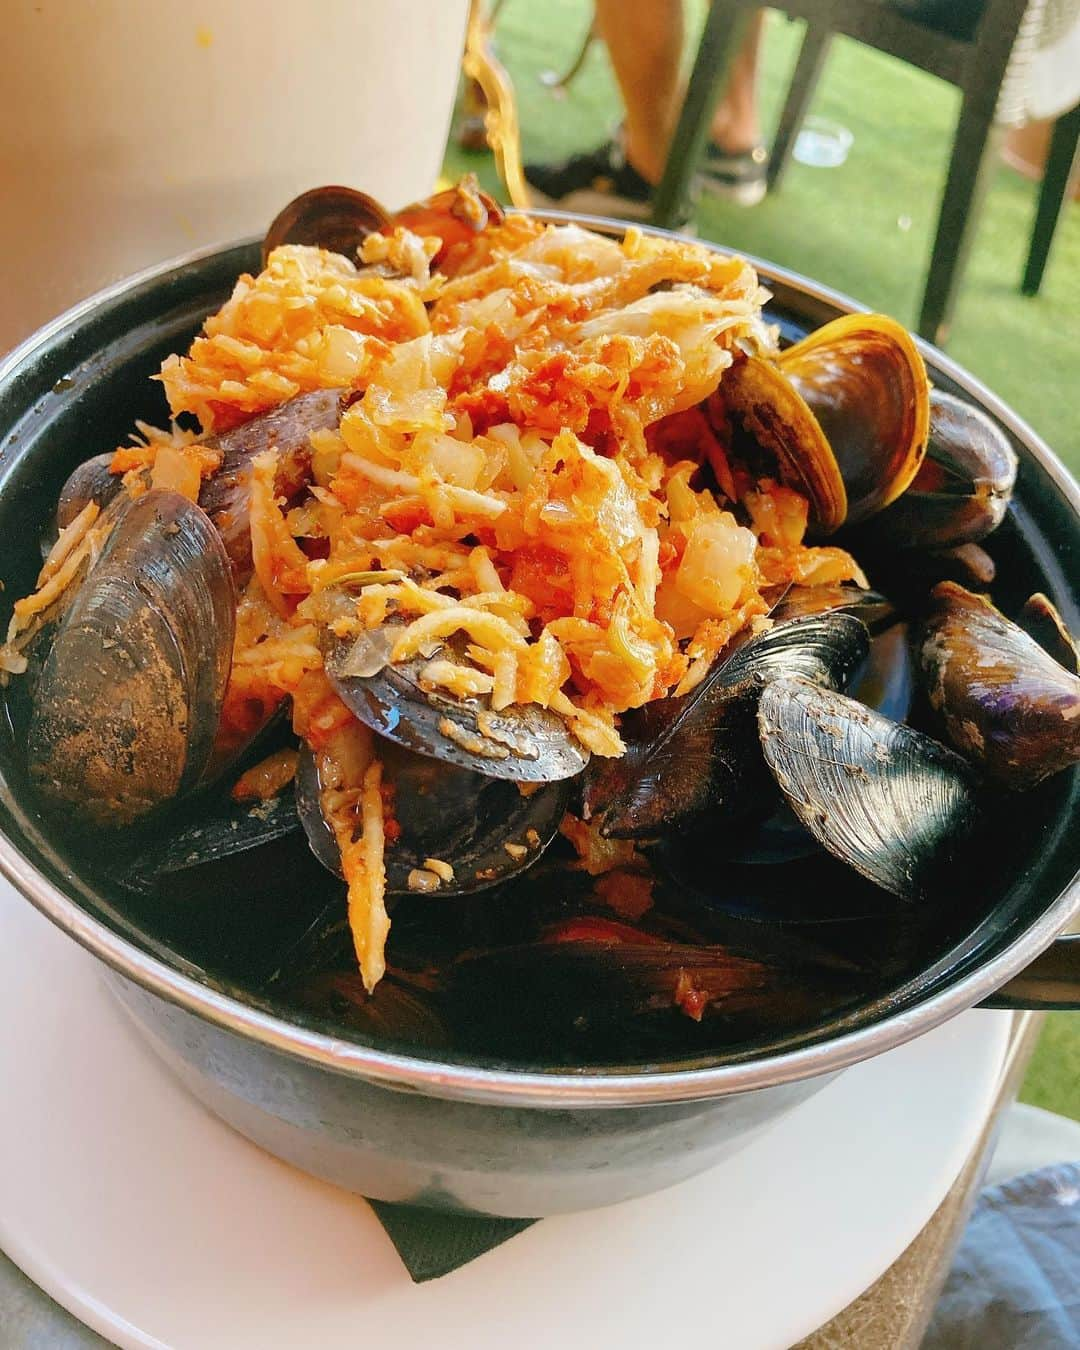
[1,222,1077,1218]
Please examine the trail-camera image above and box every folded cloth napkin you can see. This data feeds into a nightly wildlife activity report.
[369,1201,535,1282]
[923,1161,1080,1349]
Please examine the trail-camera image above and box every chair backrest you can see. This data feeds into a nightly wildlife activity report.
[835,0,1033,85]
[794,0,1042,125]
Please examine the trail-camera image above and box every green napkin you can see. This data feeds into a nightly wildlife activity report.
[369,1199,536,1282]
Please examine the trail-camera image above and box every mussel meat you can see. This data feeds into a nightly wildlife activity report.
[918,582,1080,788]
[27,490,235,827]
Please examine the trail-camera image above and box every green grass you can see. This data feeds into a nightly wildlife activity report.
[444,1,1080,1121]
[1021,1013,1080,1120]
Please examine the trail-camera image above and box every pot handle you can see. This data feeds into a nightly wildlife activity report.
[979,934,1080,1011]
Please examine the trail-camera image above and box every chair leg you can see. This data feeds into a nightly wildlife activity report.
[652,2,753,229]
[767,24,833,194]
[918,109,1005,346]
[1021,102,1080,297]
[539,20,597,91]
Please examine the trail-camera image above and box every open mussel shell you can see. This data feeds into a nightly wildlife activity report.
[757,676,979,900]
[199,388,344,577]
[862,391,1017,552]
[323,621,588,783]
[918,582,1080,788]
[27,490,235,827]
[391,178,505,260]
[295,739,569,893]
[721,354,847,533]
[654,618,912,869]
[778,314,930,527]
[585,609,870,839]
[262,186,392,264]
[724,314,930,533]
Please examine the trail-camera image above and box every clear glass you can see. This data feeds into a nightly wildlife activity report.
[794,116,855,169]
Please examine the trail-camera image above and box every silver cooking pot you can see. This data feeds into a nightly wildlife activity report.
[0,220,1076,1217]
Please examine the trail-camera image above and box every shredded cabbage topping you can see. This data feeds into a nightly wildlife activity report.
[6,192,866,991]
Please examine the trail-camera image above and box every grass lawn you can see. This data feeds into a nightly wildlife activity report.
[443,0,1080,1120]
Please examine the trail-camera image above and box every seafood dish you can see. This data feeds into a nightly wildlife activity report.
[2,178,1077,1063]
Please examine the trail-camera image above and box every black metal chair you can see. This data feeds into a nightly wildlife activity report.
[1021,100,1080,294]
[652,0,1039,346]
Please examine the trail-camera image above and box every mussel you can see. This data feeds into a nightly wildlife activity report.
[1019,592,1079,675]
[198,387,344,577]
[27,490,235,827]
[281,970,450,1049]
[52,389,344,584]
[263,186,392,265]
[722,313,931,532]
[263,176,503,271]
[866,392,1018,551]
[918,582,1080,788]
[324,618,589,783]
[584,605,870,840]
[757,676,979,900]
[55,452,123,532]
[295,738,569,894]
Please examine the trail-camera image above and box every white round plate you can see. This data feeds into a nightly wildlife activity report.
[0,878,1010,1350]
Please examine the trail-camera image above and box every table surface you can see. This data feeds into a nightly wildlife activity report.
[796,1011,1041,1350]
[0,1013,1038,1350]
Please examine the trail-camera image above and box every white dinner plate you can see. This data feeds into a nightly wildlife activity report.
[0,879,1010,1350]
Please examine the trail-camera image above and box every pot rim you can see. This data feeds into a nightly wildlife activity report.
[1,223,1077,1109]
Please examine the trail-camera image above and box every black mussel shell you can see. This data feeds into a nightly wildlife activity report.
[263,186,392,265]
[757,676,979,900]
[323,620,588,783]
[117,784,303,897]
[865,391,1018,551]
[27,490,235,827]
[1019,592,1079,675]
[450,924,769,1025]
[694,621,914,867]
[199,388,344,577]
[861,541,997,613]
[279,970,449,1049]
[918,582,1080,788]
[295,739,569,893]
[56,452,124,533]
[585,610,870,839]
[770,583,896,634]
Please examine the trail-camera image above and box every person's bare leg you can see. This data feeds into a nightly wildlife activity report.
[595,2,765,182]
[709,9,765,154]
[594,0,684,184]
